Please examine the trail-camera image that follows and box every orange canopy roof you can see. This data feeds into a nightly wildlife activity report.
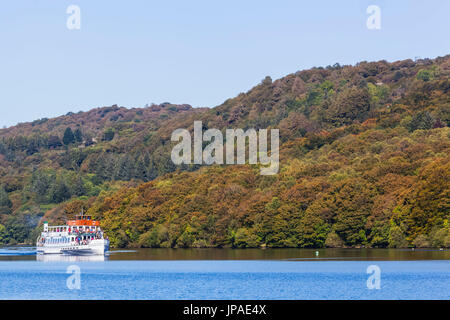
[67,215,100,226]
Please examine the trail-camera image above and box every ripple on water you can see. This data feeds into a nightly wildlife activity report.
[0,247,36,256]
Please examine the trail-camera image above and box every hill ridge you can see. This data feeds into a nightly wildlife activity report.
[0,55,448,248]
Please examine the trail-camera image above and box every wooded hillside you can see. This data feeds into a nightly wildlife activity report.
[0,55,449,248]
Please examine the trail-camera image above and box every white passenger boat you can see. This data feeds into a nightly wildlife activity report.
[36,213,109,255]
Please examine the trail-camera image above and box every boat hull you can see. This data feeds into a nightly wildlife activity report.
[37,239,109,256]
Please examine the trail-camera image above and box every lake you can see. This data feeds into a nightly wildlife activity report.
[0,247,449,300]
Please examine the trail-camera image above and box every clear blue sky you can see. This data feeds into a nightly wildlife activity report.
[0,0,449,128]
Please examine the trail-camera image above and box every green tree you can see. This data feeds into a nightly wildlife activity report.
[176,225,195,248]
[407,111,434,132]
[0,224,8,244]
[4,215,31,244]
[416,69,434,82]
[325,231,344,248]
[331,179,375,246]
[72,176,86,197]
[388,222,408,248]
[0,186,12,214]
[49,177,71,203]
[138,225,169,248]
[102,128,115,141]
[31,170,54,203]
[233,228,260,248]
[74,128,83,143]
[63,127,75,145]
[327,87,371,124]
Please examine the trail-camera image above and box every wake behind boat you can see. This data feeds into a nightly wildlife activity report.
[36,213,109,256]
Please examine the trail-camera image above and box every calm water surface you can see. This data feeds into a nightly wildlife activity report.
[0,247,449,299]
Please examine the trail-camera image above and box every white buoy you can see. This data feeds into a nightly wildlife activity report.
[315,251,319,257]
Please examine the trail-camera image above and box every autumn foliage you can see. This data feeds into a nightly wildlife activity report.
[0,55,449,248]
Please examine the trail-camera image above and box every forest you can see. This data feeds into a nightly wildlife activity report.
[0,55,448,248]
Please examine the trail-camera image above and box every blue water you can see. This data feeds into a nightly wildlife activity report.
[1,259,449,299]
